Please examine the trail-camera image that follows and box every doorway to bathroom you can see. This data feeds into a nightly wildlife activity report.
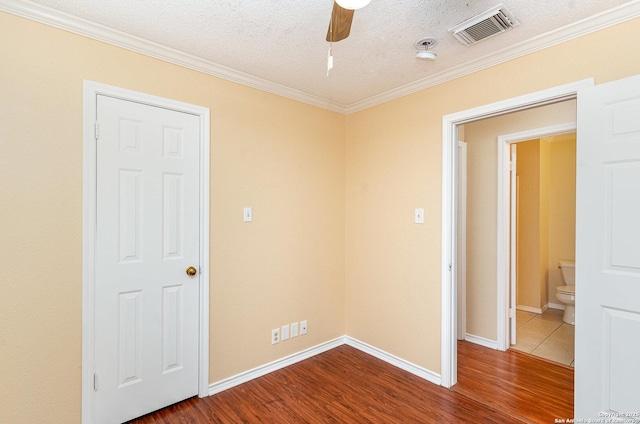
[499,128,577,366]
[453,100,578,368]
[445,75,640,416]
[454,99,578,357]
[450,100,578,419]
[441,80,588,422]
[442,79,591,392]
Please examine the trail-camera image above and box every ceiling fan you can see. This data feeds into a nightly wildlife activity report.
[326,0,371,42]
[325,0,370,75]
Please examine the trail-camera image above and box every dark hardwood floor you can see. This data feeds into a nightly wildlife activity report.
[455,340,574,424]
[131,341,573,423]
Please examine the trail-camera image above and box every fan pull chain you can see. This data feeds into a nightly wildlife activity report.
[327,7,334,76]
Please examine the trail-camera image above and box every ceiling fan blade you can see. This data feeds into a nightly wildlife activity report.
[326,1,354,42]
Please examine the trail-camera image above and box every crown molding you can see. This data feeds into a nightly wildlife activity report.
[344,0,640,114]
[0,0,348,114]
[3,0,640,115]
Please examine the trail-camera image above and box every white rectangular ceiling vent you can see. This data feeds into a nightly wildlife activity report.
[449,3,519,47]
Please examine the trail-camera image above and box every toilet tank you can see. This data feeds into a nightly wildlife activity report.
[559,260,575,286]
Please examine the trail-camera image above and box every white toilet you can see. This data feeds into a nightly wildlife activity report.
[555,260,576,325]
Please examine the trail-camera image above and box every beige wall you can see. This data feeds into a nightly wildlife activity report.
[0,12,345,423]
[345,99,442,365]
[517,139,543,310]
[538,140,551,309]
[515,139,553,311]
[540,140,551,309]
[2,8,640,424]
[547,135,577,298]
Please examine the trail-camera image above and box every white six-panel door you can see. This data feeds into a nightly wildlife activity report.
[94,95,200,423]
[576,75,640,418]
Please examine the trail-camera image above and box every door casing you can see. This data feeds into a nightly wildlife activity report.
[82,80,211,423]
[457,140,467,341]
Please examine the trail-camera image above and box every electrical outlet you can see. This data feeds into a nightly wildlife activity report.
[271,328,280,345]
[282,324,290,341]
[300,320,307,335]
[291,322,299,337]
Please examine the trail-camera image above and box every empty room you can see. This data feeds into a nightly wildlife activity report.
[2,0,640,422]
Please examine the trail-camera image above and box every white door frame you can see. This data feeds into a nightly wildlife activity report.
[440,78,593,388]
[510,144,517,345]
[496,122,577,351]
[81,80,211,422]
[457,141,467,341]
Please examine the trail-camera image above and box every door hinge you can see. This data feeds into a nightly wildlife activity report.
[94,122,99,140]
[93,373,98,391]
[509,308,515,319]
[449,263,453,272]
[509,161,515,172]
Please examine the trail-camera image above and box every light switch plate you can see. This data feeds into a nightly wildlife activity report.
[415,208,425,224]
[244,207,252,222]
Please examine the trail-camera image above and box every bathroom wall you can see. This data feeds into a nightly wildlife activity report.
[540,140,551,308]
[516,135,575,311]
[516,139,542,310]
[516,139,550,311]
[546,135,577,302]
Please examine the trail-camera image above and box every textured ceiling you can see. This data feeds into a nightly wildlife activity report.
[8,0,637,108]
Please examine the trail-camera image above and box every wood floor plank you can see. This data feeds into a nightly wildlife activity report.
[454,340,574,424]
[130,342,572,423]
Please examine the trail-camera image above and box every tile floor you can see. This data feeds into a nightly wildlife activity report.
[510,308,575,367]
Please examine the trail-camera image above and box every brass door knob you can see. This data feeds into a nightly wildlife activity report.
[186,266,197,276]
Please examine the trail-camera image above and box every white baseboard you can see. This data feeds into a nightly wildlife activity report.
[345,337,441,386]
[464,334,498,350]
[208,335,442,396]
[516,305,544,314]
[208,337,345,395]
[548,302,566,310]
